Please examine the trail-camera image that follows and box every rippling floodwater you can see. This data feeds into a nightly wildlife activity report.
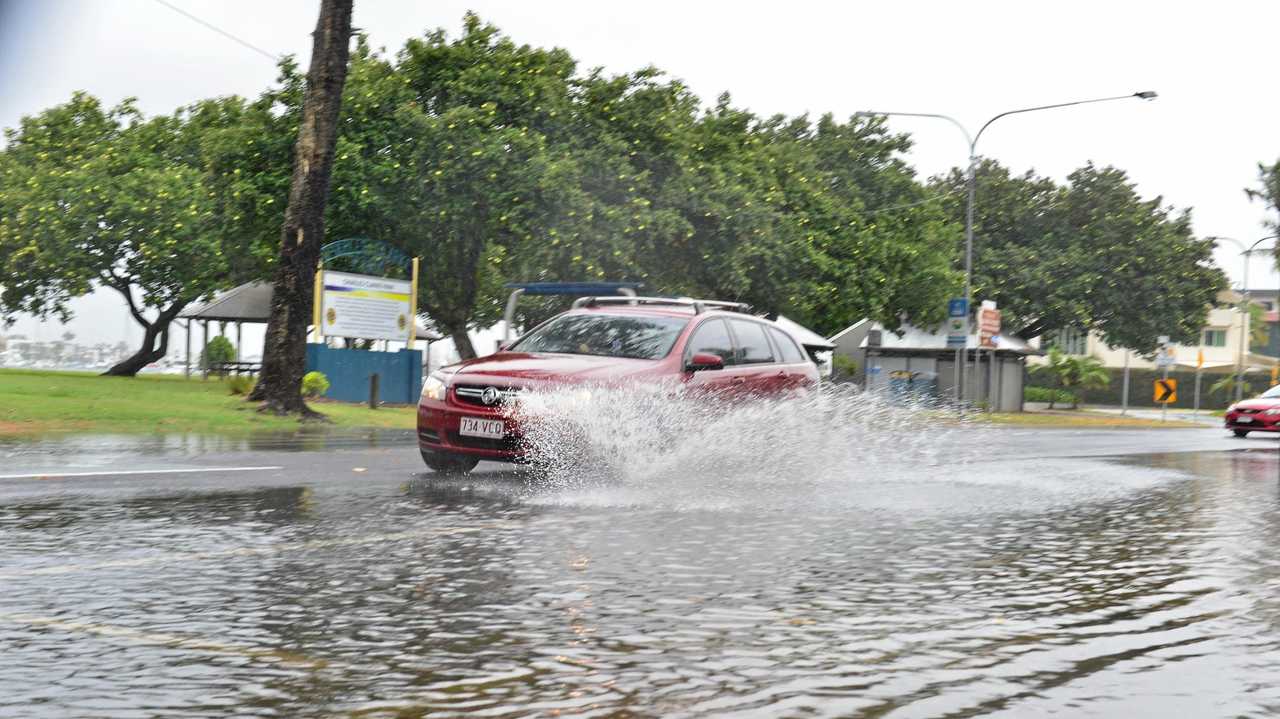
[2,396,1280,716]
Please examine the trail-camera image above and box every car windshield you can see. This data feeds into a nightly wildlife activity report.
[511,313,688,360]
[1260,386,1280,399]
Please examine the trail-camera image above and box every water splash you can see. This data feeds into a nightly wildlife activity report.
[507,382,997,508]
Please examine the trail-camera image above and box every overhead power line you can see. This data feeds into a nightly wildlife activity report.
[152,0,280,62]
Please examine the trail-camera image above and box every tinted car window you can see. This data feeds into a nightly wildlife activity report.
[512,313,688,360]
[686,319,735,365]
[729,319,775,365]
[768,327,806,363]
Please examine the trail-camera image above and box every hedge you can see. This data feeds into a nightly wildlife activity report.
[1024,386,1074,405]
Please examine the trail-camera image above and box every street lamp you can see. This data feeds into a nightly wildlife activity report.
[1207,234,1279,402]
[856,91,1158,402]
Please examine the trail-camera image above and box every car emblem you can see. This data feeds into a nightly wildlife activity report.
[480,387,502,405]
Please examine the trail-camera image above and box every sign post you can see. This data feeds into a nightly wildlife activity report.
[1155,336,1175,422]
[947,298,968,404]
[1121,350,1130,415]
[976,301,1001,412]
[1193,348,1204,418]
[408,257,420,345]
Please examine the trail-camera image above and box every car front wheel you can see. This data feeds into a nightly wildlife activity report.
[1232,429,1250,438]
[420,449,480,474]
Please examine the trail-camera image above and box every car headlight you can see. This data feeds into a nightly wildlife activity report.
[421,372,449,401]
[1265,408,1280,416]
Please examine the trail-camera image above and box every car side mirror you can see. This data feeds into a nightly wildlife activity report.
[686,352,724,372]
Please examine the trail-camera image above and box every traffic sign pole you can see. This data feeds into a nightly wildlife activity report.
[946,298,968,408]
[1194,365,1202,418]
[1161,365,1169,423]
[1121,350,1130,415]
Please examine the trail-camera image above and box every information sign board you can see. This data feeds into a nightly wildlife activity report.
[946,298,968,349]
[319,270,413,341]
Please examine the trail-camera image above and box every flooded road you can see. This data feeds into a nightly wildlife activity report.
[1,428,1278,717]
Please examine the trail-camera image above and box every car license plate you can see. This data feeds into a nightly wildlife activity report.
[460,417,504,439]
[1238,416,1254,423]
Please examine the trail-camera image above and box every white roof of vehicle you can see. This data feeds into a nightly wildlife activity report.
[774,315,836,351]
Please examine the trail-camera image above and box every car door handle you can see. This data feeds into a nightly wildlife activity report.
[731,377,746,385]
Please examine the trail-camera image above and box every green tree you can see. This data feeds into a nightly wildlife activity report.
[931,161,1225,353]
[1249,302,1269,348]
[200,335,235,370]
[1247,160,1280,241]
[0,94,262,375]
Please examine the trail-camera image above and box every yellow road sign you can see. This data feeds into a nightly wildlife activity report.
[1154,379,1177,404]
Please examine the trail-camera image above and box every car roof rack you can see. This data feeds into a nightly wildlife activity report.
[570,296,755,315]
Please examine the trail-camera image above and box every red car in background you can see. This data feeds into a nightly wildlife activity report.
[417,297,820,473]
[1224,385,1280,437]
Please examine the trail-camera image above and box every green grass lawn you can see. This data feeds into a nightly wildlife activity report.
[0,369,416,437]
[984,411,1191,429]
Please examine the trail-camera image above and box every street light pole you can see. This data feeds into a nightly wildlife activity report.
[857,91,1157,405]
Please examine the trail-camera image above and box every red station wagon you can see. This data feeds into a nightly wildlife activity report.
[417,297,820,473]
[1224,385,1280,437]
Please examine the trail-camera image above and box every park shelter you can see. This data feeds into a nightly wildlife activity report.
[859,321,1037,412]
[179,282,273,375]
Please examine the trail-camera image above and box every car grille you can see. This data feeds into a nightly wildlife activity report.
[446,431,522,452]
[454,385,522,407]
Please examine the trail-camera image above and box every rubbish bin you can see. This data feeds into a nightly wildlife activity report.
[888,370,938,402]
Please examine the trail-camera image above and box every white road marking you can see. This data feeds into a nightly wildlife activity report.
[0,465,284,480]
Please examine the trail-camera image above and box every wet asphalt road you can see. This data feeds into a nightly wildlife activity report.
[2,426,1279,717]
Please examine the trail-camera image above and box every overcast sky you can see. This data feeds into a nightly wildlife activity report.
[2,0,1278,348]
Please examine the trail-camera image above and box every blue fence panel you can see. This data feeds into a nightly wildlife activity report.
[305,344,423,404]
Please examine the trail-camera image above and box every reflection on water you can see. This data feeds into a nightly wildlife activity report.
[2,446,1280,716]
[0,429,416,475]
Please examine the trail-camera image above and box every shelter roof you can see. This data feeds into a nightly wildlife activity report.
[859,322,1039,356]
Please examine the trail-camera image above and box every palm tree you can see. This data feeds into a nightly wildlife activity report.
[1210,374,1253,403]
[1062,355,1110,409]
[1030,347,1110,409]
[1030,347,1070,408]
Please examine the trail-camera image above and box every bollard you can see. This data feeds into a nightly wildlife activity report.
[369,372,380,409]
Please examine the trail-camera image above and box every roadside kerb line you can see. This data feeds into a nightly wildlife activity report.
[0,523,513,579]
[0,466,285,480]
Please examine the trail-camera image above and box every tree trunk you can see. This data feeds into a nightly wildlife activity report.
[450,328,477,360]
[100,285,185,377]
[102,316,174,376]
[249,0,353,417]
